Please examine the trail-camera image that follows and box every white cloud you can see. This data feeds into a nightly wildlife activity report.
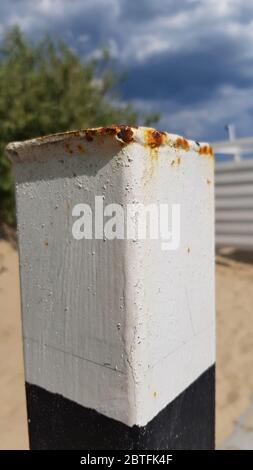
[131,82,253,141]
[1,0,253,63]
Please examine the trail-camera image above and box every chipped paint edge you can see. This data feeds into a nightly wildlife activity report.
[5,125,214,164]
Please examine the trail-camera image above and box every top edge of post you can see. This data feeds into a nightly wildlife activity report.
[5,125,214,164]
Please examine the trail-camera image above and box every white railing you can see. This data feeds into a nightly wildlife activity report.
[213,138,253,249]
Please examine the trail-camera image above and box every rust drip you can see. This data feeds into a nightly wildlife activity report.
[171,156,181,166]
[77,144,85,154]
[143,129,167,171]
[64,142,73,154]
[198,144,214,158]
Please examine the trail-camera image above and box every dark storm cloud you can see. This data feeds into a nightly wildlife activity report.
[121,37,252,104]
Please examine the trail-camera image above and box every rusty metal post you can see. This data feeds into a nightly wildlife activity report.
[6,126,215,450]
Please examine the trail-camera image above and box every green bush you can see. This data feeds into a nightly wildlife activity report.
[0,26,159,229]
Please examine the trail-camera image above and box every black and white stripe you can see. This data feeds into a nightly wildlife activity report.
[7,127,215,449]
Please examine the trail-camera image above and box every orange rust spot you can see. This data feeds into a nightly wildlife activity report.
[198,144,214,157]
[116,126,134,144]
[144,129,166,149]
[77,144,85,153]
[143,129,167,171]
[65,142,73,154]
[31,125,137,146]
[84,125,134,145]
[175,137,190,151]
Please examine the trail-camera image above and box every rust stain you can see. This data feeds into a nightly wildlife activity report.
[36,125,135,146]
[175,137,190,151]
[116,126,134,144]
[171,156,181,166]
[198,144,214,158]
[206,178,212,185]
[143,129,167,173]
[18,127,215,167]
[85,131,94,142]
[144,129,167,149]
[143,161,156,185]
[77,144,85,153]
[84,125,134,145]
[64,201,70,212]
[142,130,167,185]
[64,142,73,154]
[44,240,49,247]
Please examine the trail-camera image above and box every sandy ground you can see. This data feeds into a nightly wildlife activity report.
[0,240,28,449]
[216,250,253,445]
[0,239,253,449]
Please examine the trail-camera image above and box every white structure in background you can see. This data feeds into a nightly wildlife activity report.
[213,126,253,249]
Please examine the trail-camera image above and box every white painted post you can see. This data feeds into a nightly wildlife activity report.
[6,126,215,450]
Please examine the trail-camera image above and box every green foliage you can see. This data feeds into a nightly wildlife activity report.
[0,26,159,228]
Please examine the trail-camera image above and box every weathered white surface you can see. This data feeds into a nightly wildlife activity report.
[7,126,215,427]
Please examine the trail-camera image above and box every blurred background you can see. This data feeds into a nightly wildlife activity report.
[1,0,253,449]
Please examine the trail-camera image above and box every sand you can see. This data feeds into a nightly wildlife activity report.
[0,239,253,449]
[216,250,253,445]
[0,240,28,449]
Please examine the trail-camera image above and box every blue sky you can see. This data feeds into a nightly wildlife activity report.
[1,0,253,142]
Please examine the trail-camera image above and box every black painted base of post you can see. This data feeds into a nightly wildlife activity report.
[25,365,215,450]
